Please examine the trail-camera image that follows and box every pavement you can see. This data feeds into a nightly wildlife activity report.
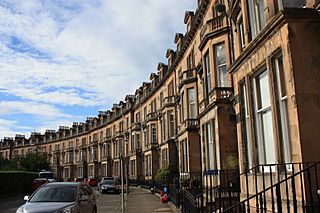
[125,187,180,213]
[97,186,181,213]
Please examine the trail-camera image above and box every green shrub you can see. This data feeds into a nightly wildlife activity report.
[221,155,239,170]
[154,165,178,184]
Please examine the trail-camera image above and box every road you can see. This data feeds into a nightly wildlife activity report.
[0,194,26,213]
[0,188,123,213]
[96,190,122,212]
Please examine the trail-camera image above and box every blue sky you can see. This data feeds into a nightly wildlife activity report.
[0,0,196,138]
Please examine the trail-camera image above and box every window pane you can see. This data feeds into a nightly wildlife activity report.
[169,111,174,138]
[188,88,196,119]
[239,18,245,49]
[151,124,157,144]
[215,44,227,87]
[218,65,228,87]
[262,110,275,164]
[183,140,188,172]
[204,52,212,92]
[276,56,286,97]
[207,122,214,170]
[274,54,291,163]
[257,71,271,109]
[242,84,253,169]
[253,70,276,165]
[215,44,226,64]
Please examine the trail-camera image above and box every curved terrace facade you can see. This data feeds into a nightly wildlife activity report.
[1,0,320,211]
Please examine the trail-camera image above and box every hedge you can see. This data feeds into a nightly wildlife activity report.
[0,171,38,198]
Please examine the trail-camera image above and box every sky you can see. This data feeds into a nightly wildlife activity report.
[0,0,196,139]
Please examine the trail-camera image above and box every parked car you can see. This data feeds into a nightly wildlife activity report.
[98,180,119,194]
[38,171,53,179]
[85,178,98,186]
[97,177,114,188]
[16,182,97,213]
[31,178,48,190]
[73,177,84,182]
[101,177,114,181]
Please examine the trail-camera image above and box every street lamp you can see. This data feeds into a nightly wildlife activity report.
[120,154,124,213]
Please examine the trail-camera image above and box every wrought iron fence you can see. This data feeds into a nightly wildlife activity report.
[140,179,153,189]
[129,179,140,186]
[180,170,239,212]
[223,162,320,213]
[180,162,320,213]
[169,183,181,208]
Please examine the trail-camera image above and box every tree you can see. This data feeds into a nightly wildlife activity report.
[0,156,17,170]
[19,152,50,172]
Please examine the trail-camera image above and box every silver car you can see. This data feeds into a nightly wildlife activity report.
[16,182,97,213]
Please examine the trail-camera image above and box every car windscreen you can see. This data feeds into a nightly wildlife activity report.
[29,185,77,202]
[102,180,115,185]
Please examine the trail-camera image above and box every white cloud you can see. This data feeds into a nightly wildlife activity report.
[0,118,31,138]
[0,101,85,137]
[0,101,73,117]
[0,0,196,137]
[0,0,195,105]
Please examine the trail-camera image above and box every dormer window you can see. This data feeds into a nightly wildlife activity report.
[166,49,174,67]
[184,11,194,32]
[174,33,183,52]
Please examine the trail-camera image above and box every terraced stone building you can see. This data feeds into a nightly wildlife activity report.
[1,0,320,212]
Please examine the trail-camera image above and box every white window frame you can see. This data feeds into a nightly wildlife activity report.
[252,69,276,171]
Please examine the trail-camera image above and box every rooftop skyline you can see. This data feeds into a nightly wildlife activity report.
[0,0,196,138]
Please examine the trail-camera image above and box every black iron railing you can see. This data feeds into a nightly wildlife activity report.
[180,170,239,212]
[183,190,199,213]
[140,179,153,190]
[223,162,320,213]
[169,183,181,207]
[129,179,140,186]
[181,162,320,213]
